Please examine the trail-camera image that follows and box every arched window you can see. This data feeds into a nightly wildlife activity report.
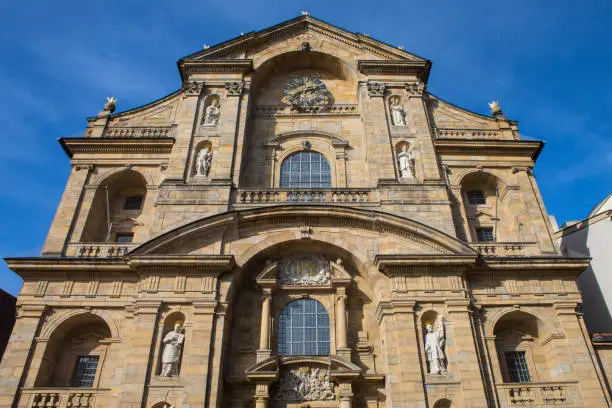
[280,151,332,188]
[278,299,330,356]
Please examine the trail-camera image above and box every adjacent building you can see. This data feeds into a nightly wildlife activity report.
[0,288,17,362]
[1,15,611,408]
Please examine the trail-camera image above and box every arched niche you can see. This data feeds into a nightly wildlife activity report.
[492,310,556,383]
[156,311,186,377]
[433,398,452,408]
[250,50,355,105]
[81,169,148,243]
[458,170,505,242]
[222,239,381,405]
[189,139,214,179]
[36,312,112,388]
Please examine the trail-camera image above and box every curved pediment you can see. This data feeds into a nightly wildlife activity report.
[131,206,477,262]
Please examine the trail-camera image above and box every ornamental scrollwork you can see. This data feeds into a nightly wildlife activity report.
[405,81,426,97]
[225,81,244,96]
[367,81,386,97]
[183,81,204,96]
[273,366,336,402]
[278,255,330,285]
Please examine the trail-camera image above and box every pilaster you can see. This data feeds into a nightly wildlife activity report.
[0,304,46,407]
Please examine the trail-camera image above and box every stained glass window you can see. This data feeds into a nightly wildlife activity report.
[278,299,330,356]
[505,351,531,383]
[279,151,332,189]
[71,356,99,388]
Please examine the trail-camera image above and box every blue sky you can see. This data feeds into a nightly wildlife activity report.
[0,0,610,296]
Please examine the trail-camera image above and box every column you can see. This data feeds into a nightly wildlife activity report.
[336,289,350,360]
[0,305,46,407]
[257,290,272,362]
[254,383,269,408]
[338,382,353,408]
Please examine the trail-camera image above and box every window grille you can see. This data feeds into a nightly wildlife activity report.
[71,356,99,388]
[124,195,144,210]
[115,232,134,243]
[467,190,486,205]
[279,151,332,189]
[476,227,495,242]
[278,298,330,356]
[505,351,531,383]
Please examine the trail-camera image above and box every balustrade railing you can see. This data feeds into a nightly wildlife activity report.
[66,243,138,258]
[472,242,538,257]
[20,389,105,408]
[436,127,501,139]
[496,382,575,407]
[237,188,374,204]
[103,125,176,138]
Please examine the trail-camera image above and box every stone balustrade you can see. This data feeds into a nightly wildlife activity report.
[252,104,359,116]
[103,125,176,138]
[66,243,138,258]
[472,242,538,257]
[237,188,374,204]
[20,389,104,408]
[496,382,575,407]
[436,127,501,139]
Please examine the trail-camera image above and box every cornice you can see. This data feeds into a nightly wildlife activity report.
[127,255,236,271]
[357,60,431,82]
[374,254,478,272]
[59,137,175,158]
[481,256,591,271]
[179,59,253,81]
[434,139,544,161]
[5,257,131,274]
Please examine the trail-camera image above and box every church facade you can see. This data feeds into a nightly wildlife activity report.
[1,15,610,408]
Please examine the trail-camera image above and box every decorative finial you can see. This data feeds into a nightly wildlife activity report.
[104,96,117,113]
[203,44,210,49]
[398,45,405,50]
[301,10,309,16]
[240,32,244,35]
[488,100,501,114]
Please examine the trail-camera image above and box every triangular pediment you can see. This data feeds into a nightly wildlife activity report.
[181,15,428,64]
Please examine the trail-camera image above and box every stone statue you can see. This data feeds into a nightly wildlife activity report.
[425,316,447,375]
[390,96,406,126]
[104,96,117,113]
[195,147,212,177]
[397,145,415,179]
[203,99,220,126]
[160,323,184,377]
[488,100,501,114]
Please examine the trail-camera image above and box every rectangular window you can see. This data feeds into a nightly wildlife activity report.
[71,356,99,388]
[124,195,144,210]
[467,190,486,205]
[476,227,495,242]
[505,351,530,383]
[115,232,134,243]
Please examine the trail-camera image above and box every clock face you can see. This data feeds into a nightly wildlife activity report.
[283,76,329,108]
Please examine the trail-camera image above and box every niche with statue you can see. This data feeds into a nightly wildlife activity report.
[201,94,220,126]
[193,141,213,178]
[395,141,416,181]
[157,312,186,377]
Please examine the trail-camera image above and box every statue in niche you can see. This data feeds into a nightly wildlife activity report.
[202,98,220,126]
[390,96,406,126]
[397,144,415,179]
[195,147,212,176]
[425,316,447,375]
[160,323,185,377]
